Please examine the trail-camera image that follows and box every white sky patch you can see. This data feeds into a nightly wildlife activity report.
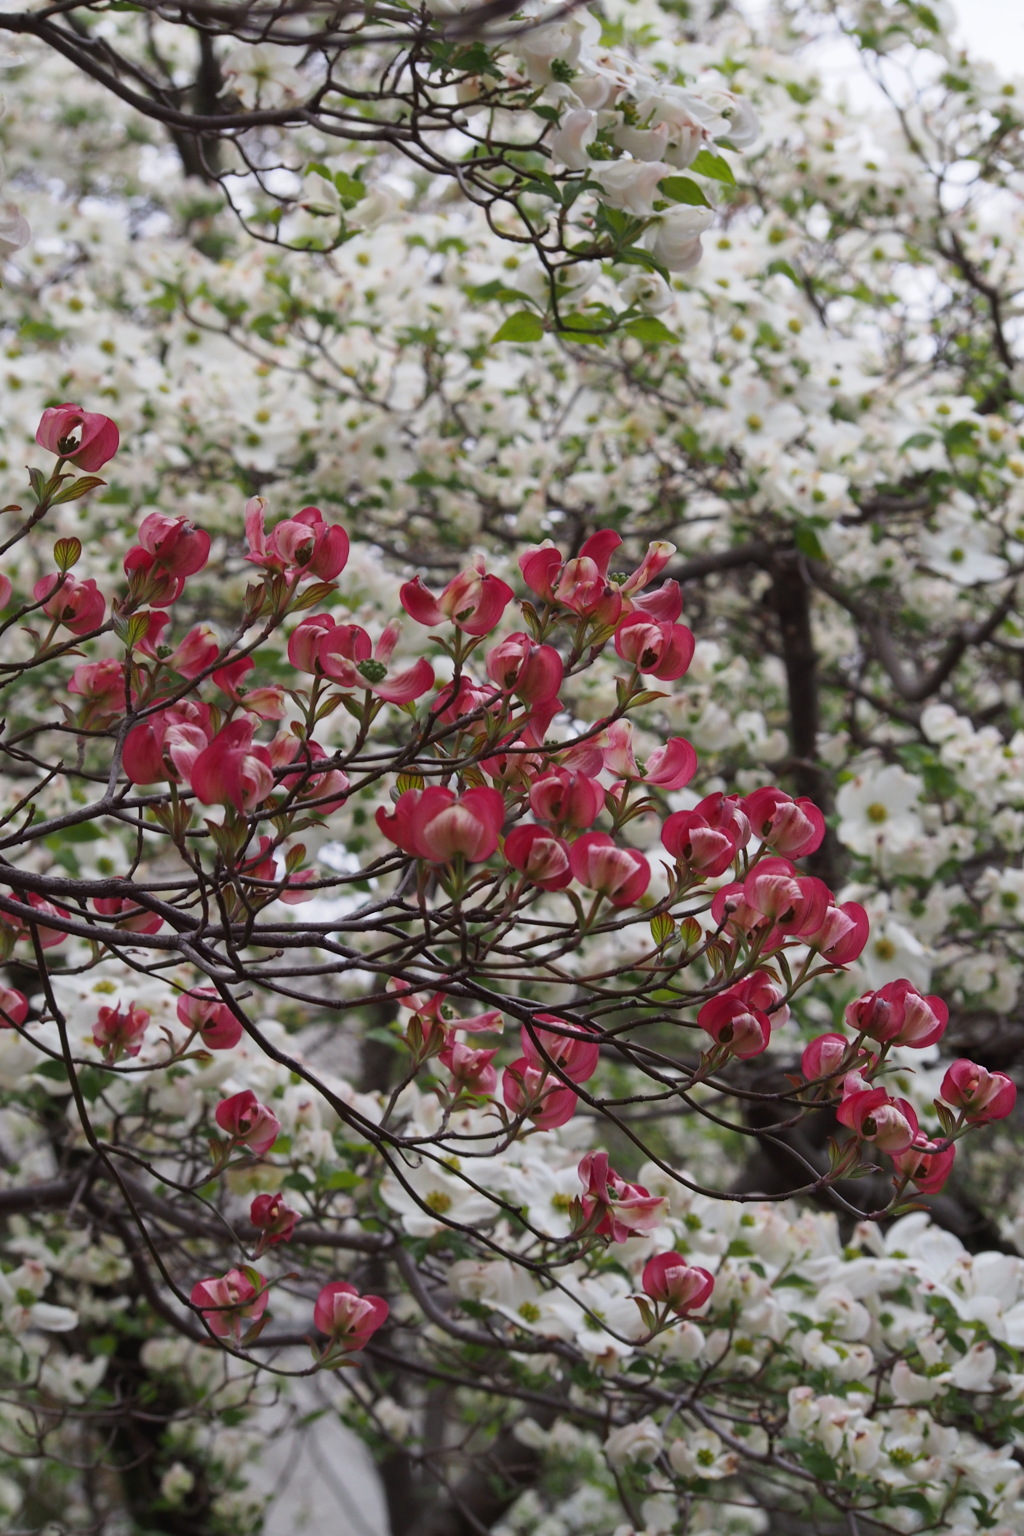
[740,1,1024,99]
[951,0,1024,74]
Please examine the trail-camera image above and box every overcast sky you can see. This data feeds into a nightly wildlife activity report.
[953,0,1024,73]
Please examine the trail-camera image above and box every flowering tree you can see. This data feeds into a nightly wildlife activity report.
[0,0,757,324]
[4,0,1024,1533]
[0,406,1016,1536]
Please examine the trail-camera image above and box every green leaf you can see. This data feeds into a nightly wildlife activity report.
[282,1171,315,1192]
[800,1443,838,1482]
[794,523,826,561]
[292,580,339,611]
[650,913,675,946]
[45,820,102,844]
[76,1068,106,1103]
[19,319,67,344]
[911,4,941,34]
[556,311,609,345]
[519,173,562,203]
[891,1491,934,1519]
[766,258,800,284]
[616,246,672,284]
[677,916,702,951]
[594,204,635,239]
[726,1238,755,1258]
[944,419,978,453]
[900,431,936,451]
[333,172,366,203]
[365,1027,400,1047]
[933,1101,958,1138]
[33,1060,68,1083]
[452,41,502,78]
[491,311,546,344]
[690,149,736,186]
[323,1169,359,1190]
[465,280,533,305]
[50,476,106,505]
[624,317,678,347]
[659,177,711,208]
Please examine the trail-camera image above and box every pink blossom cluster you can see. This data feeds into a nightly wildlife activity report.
[7,407,1017,1390]
[800,981,1015,1196]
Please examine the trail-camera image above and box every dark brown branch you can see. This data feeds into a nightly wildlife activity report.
[766,551,841,886]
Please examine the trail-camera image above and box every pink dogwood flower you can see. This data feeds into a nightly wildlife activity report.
[438,1039,498,1098]
[214,1090,281,1156]
[521,1015,600,1083]
[804,901,869,965]
[22,892,70,948]
[68,658,129,724]
[377,786,505,863]
[503,823,573,891]
[939,1059,1017,1124]
[570,832,650,907]
[433,676,503,737]
[743,786,826,859]
[0,985,28,1028]
[191,1267,267,1342]
[34,574,105,635]
[245,499,349,581]
[313,1281,389,1352]
[400,988,503,1034]
[35,404,119,472]
[519,531,675,627]
[401,556,514,637]
[847,980,948,1051]
[123,513,212,607]
[122,700,212,788]
[613,614,695,681]
[288,615,434,704]
[123,519,211,609]
[642,1253,715,1313]
[630,579,683,623]
[602,720,697,791]
[697,986,772,1059]
[93,1001,151,1062]
[92,895,163,936]
[801,1033,852,1084]
[250,1192,300,1250]
[893,1137,956,1194]
[212,657,286,721]
[712,858,832,949]
[836,1087,918,1154]
[165,624,221,679]
[577,1150,666,1243]
[520,529,623,625]
[189,720,275,813]
[132,610,171,659]
[661,792,750,879]
[529,767,604,829]
[271,735,350,817]
[177,989,244,1050]
[232,836,316,906]
[485,633,563,704]
[501,1058,579,1129]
